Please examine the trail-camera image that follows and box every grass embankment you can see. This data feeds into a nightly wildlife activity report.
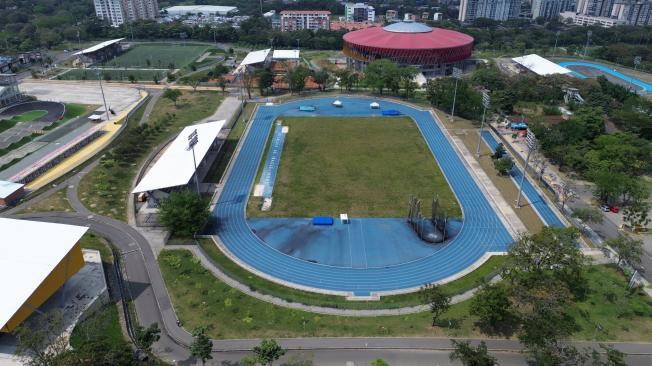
[160,249,652,340]
[0,110,48,134]
[204,102,255,183]
[247,116,461,218]
[198,239,505,309]
[77,91,222,220]
[19,189,73,213]
[57,68,167,82]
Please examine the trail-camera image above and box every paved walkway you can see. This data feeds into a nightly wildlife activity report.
[198,95,241,125]
[138,88,162,126]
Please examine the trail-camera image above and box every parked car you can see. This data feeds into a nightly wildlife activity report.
[599,204,610,212]
[609,205,619,213]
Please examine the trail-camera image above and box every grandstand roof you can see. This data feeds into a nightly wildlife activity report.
[240,49,271,66]
[132,120,226,193]
[512,54,572,76]
[0,180,23,199]
[0,218,87,332]
[74,38,125,56]
[272,50,300,60]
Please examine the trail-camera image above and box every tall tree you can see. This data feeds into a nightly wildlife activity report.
[253,339,286,366]
[159,190,211,237]
[13,310,73,366]
[313,69,331,92]
[162,88,182,107]
[134,323,161,355]
[605,235,644,267]
[190,327,213,366]
[420,283,451,326]
[256,68,275,96]
[449,340,497,366]
[470,283,513,330]
[571,207,603,224]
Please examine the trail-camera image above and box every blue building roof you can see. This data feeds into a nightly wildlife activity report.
[382,21,432,33]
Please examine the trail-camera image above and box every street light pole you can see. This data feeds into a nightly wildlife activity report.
[629,56,642,92]
[552,30,560,57]
[475,91,490,158]
[95,68,111,123]
[187,129,200,194]
[515,129,537,208]
[583,30,592,59]
[450,67,462,122]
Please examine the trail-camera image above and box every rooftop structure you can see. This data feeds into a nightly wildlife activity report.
[163,5,238,17]
[0,180,24,206]
[132,120,226,193]
[512,54,573,76]
[240,49,272,66]
[1,218,87,332]
[272,50,300,60]
[73,38,125,56]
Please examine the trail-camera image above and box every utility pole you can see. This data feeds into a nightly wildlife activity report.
[95,67,111,123]
[187,129,200,194]
[552,30,560,57]
[583,30,592,59]
[629,56,641,92]
[450,67,462,122]
[515,129,537,208]
[296,39,300,51]
[475,90,490,158]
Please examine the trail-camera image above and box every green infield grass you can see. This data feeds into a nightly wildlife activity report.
[103,43,210,69]
[248,116,462,218]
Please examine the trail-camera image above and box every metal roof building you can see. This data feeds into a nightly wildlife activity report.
[73,38,125,56]
[272,50,300,60]
[132,120,226,193]
[511,54,572,76]
[0,218,87,332]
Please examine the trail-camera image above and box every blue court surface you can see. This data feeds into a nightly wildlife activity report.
[481,130,564,228]
[212,97,513,295]
[559,61,652,93]
[249,218,462,269]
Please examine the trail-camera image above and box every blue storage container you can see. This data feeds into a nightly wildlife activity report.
[312,217,334,225]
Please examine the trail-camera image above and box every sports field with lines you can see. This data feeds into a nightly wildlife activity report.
[248,116,461,218]
[103,43,210,69]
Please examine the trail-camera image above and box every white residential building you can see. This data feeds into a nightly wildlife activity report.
[279,10,331,32]
[458,0,522,22]
[345,3,376,22]
[560,10,626,26]
[94,0,158,26]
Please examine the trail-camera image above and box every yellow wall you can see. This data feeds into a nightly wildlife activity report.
[1,242,84,332]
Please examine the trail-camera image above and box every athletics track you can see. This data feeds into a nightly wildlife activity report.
[558,61,652,93]
[212,97,513,295]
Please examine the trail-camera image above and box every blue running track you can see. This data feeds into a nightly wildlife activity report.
[212,97,513,295]
[481,130,564,228]
[559,61,652,93]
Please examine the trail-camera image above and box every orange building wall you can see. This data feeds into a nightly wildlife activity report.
[1,242,84,332]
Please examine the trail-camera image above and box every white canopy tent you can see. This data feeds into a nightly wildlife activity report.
[511,54,572,76]
[132,120,226,193]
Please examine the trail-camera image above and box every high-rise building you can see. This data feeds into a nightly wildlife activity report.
[575,0,616,16]
[94,0,158,27]
[458,0,522,22]
[531,0,574,18]
[345,3,376,22]
[613,0,652,25]
[385,9,399,21]
[279,10,331,32]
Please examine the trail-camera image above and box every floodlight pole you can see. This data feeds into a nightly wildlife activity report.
[187,129,200,194]
[515,129,536,208]
[552,31,560,57]
[583,30,592,59]
[629,56,641,92]
[95,67,111,123]
[451,67,461,122]
[475,91,490,158]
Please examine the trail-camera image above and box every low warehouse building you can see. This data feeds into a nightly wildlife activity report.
[0,218,87,332]
[0,180,24,206]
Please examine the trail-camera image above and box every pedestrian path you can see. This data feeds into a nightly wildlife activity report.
[481,130,565,227]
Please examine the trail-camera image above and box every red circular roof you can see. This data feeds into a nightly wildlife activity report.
[343,26,473,50]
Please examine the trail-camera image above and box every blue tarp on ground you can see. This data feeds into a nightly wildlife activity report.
[299,105,316,111]
[312,217,334,225]
[382,109,401,116]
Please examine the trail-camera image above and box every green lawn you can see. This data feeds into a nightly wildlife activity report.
[247,116,461,218]
[57,68,167,82]
[103,43,210,69]
[78,91,222,220]
[159,249,652,341]
[198,239,505,309]
[0,110,48,134]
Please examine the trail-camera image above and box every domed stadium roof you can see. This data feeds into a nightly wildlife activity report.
[382,21,433,33]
